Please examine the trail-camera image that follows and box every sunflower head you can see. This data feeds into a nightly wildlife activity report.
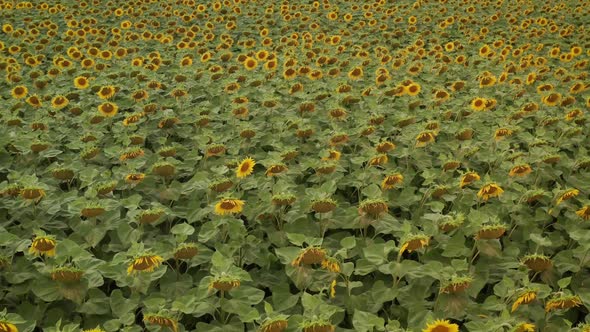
[545,294,582,312]
[521,254,552,272]
[440,276,473,294]
[271,193,297,207]
[51,266,84,282]
[152,162,176,177]
[259,317,288,332]
[173,243,199,260]
[292,247,327,266]
[236,157,256,178]
[358,199,389,218]
[511,290,537,312]
[209,275,241,292]
[29,235,57,257]
[422,319,459,332]
[477,183,504,201]
[143,313,178,332]
[475,224,506,239]
[127,254,164,274]
[0,321,18,332]
[556,188,579,205]
[214,198,245,216]
[311,198,337,213]
[399,234,430,256]
[137,208,165,224]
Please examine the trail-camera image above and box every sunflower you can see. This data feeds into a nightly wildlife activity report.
[26,95,43,108]
[83,328,106,332]
[173,243,199,260]
[10,85,28,99]
[244,56,258,70]
[97,85,116,99]
[556,189,579,205]
[477,183,504,201]
[127,255,164,274]
[509,164,532,177]
[51,266,84,282]
[20,187,45,201]
[381,173,404,190]
[576,206,590,220]
[97,102,119,117]
[470,97,487,111]
[259,318,288,332]
[422,319,459,332]
[266,164,288,176]
[545,295,582,312]
[511,290,537,312]
[236,157,255,178]
[143,314,178,332]
[541,93,561,106]
[494,128,513,141]
[51,95,69,109]
[405,82,421,96]
[359,199,389,218]
[73,76,90,89]
[311,198,337,213]
[214,198,245,215]
[29,236,57,257]
[209,276,241,292]
[513,323,535,332]
[0,321,18,332]
[415,131,436,147]
[399,235,430,256]
[440,276,473,294]
[476,224,506,239]
[522,254,552,272]
[348,66,363,80]
[321,257,341,273]
[292,247,327,266]
[125,173,145,185]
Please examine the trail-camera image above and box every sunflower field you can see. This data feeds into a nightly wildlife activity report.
[1,0,590,331]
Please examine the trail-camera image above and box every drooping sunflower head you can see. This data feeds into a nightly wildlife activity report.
[236,157,256,178]
[205,144,226,157]
[209,178,234,193]
[521,254,552,272]
[143,313,178,332]
[311,198,337,213]
[173,243,199,260]
[511,290,537,312]
[20,187,45,201]
[80,203,106,218]
[127,254,164,274]
[137,208,165,225]
[477,183,504,201]
[259,317,289,332]
[152,162,176,177]
[475,223,506,240]
[556,188,579,205]
[415,131,436,147]
[125,173,145,185]
[440,275,473,294]
[381,173,404,190]
[576,206,590,220]
[509,164,532,177]
[265,163,288,177]
[82,328,106,332]
[0,321,19,332]
[292,247,327,267]
[368,154,388,167]
[438,213,465,232]
[422,319,459,332]
[209,275,241,292]
[512,323,535,332]
[459,171,481,188]
[300,319,335,332]
[271,193,297,207]
[321,256,341,273]
[51,266,84,282]
[399,234,430,256]
[29,235,57,257]
[214,198,245,216]
[545,294,582,312]
[359,199,389,218]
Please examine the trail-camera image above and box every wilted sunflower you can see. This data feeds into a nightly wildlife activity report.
[143,313,178,332]
[209,276,241,291]
[173,243,199,260]
[236,157,255,178]
[477,183,504,201]
[259,318,288,332]
[545,294,582,312]
[440,276,473,294]
[214,198,245,215]
[368,154,388,167]
[10,85,28,99]
[476,224,506,239]
[359,199,389,218]
[576,206,590,220]
[119,148,144,161]
[422,319,459,332]
[205,144,226,157]
[97,102,119,117]
[509,164,532,177]
[460,173,481,189]
[321,257,341,273]
[292,247,327,266]
[381,173,404,190]
[556,189,579,205]
[311,198,337,213]
[125,173,145,185]
[416,131,436,147]
[29,235,57,257]
[511,290,537,312]
[0,321,18,332]
[399,234,430,256]
[301,320,335,332]
[127,255,164,274]
[522,254,552,272]
[266,163,288,176]
[83,328,106,332]
[20,187,45,201]
[51,266,84,282]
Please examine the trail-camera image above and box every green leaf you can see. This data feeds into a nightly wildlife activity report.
[353,310,385,332]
